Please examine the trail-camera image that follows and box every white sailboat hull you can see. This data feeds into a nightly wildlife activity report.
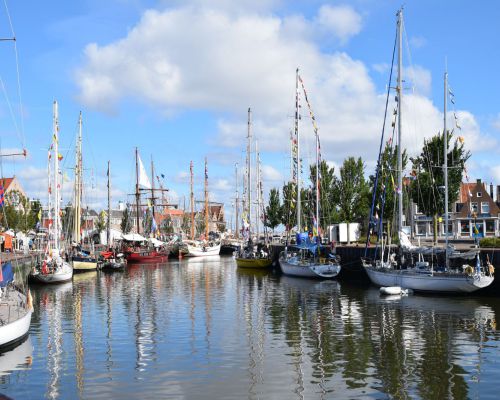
[364,266,493,293]
[280,257,341,279]
[185,243,221,257]
[0,290,32,348]
[32,262,73,284]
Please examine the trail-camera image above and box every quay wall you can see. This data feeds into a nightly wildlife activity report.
[270,244,500,294]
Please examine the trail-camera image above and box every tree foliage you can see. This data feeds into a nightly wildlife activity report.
[265,188,281,231]
[334,157,370,224]
[309,160,337,229]
[120,206,132,234]
[409,131,470,242]
[0,190,41,232]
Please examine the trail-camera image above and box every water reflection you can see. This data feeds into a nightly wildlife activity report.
[0,258,499,399]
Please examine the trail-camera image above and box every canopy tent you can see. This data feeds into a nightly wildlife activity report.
[121,233,147,242]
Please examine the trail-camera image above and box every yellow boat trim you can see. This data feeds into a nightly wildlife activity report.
[72,261,98,271]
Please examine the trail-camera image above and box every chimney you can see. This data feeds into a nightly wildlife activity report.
[476,178,481,185]
[490,183,494,199]
[497,185,500,203]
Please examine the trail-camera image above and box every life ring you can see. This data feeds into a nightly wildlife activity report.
[464,265,474,276]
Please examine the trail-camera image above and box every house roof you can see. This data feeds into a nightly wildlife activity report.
[0,177,14,190]
[459,182,480,203]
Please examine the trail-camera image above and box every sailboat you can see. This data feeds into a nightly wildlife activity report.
[31,101,73,283]
[100,161,127,270]
[185,158,221,257]
[279,69,341,278]
[122,148,168,263]
[70,112,98,272]
[0,262,33,349]
[361,9,493,293]
[235,108,272,268]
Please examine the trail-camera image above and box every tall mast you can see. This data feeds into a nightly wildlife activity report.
[135,147,141,234]
[107,160,111,246]
[396,9,404,233]
[53,100,60,250]
[190,161,194,240]
[444,68,449,265]
[255,139,260,239]
[204,157,209,238]
[73,111,82,244]
[247,107,252,235]
[315,129,320,239]
[295,68,301,232]
[235,163,239,239]
[150,156,156,219]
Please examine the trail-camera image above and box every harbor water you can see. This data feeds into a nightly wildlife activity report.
[1,256,500,399]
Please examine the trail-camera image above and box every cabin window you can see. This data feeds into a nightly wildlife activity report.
[470,202,478,213]
[481,202,490,214]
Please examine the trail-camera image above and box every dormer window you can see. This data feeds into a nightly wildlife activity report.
[477,192,482,197]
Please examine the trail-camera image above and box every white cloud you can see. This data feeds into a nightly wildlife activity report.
[491,165,500,183]
[491,113,500,131]
[316,5,362,44]
[409,35,426,48]
[406,65,432,97]
[372,63,389,74]
[261,164,283,182]
[74,2,495,197]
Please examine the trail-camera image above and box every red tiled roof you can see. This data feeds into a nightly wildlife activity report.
[0,177,14,190]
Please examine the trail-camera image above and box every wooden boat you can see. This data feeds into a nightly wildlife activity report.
[235,257,272,269]
[0,263,33,349]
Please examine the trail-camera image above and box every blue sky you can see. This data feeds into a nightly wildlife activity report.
[0,0,499,222]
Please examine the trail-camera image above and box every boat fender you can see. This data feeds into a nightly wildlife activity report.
[465,265,474,276]
[27,289,33,310]
[488,263,495,275]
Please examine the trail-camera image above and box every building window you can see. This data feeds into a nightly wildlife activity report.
[460,220,470,235]
[486,220,495,234]
[415,223,426,236]
[477,192,482,197]
[470,202,478,213]
[481,202,490,214]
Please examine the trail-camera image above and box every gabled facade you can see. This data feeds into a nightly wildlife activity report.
[412,179,500,239]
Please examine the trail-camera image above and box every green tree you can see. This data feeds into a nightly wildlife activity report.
[309,160,337,230]
[334,157,370,244]
[368,143,408,241]
[120,206,132,234]
[96,210,107,234]
[161,215,174,234]
[281,182,296,231]
[265,188,282,232]
[409,131,470,243]
[181,213,191,236]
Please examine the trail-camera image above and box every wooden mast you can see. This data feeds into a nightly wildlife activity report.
[73,111,82,244]
[190,161,194,240]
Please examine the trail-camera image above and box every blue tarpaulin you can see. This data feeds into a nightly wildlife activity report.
[0,262,14,287]
[295,232,318,253]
